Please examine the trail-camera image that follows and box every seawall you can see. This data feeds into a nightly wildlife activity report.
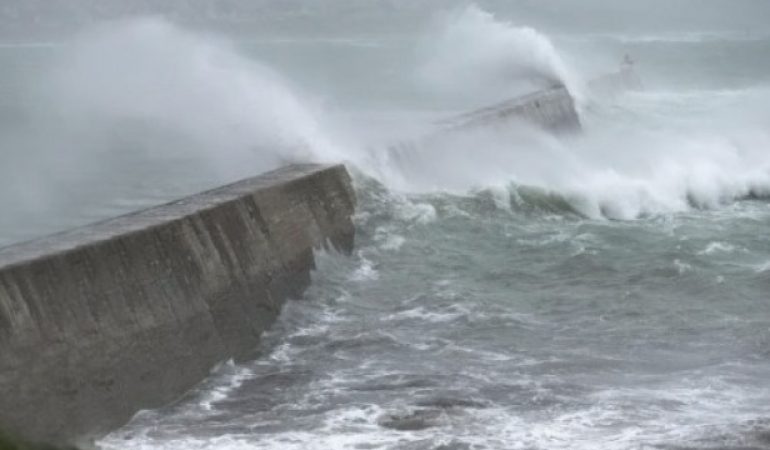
[443,85,581,133]
[384,85,582,168]
[0,164,356,445]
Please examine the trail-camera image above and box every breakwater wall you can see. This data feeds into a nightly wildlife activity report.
[0,164,356,445]
[443,85,581,133]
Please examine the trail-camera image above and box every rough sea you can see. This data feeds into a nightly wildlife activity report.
[1,1,769,448]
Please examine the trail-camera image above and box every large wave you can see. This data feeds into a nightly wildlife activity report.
[368,5,770,219]
[372,89,770,220]
[0,17,352,235]
[415,5,582,105]
[43,17,346,176]
[6,15,770,229]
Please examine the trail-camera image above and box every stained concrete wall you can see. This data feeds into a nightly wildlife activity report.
[0,164,356,445]
[443,85,581,134]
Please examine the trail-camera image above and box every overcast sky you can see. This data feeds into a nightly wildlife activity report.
[0,0,768,39]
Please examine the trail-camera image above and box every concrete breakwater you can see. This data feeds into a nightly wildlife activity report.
[383,85,581,175]
[442,85,581,133]
[0,164,356,445]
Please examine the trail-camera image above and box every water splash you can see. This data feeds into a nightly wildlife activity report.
[416,4,582,104]
[44,17,345,177]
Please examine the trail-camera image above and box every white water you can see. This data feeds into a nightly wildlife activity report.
[52,18,348,172]
[5,6,770,224]
[0,17,348,229]
[2,3,770,249]
[1,2,768,449]
[416,5,582,104]
[389,89,770,219]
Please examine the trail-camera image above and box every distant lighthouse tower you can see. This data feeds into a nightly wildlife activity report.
[620,54,643,90]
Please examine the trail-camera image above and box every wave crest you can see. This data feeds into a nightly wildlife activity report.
[416,5,581,104]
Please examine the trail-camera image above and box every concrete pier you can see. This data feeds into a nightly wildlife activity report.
[443,85,581,133]
[0,164,356,445]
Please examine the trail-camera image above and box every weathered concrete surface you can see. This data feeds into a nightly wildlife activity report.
[0,164,356,445]
[443,85,581,133]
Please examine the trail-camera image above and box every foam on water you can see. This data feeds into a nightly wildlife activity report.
[4,4,770,449]
[99,171,770,449]
[197,361,255,412]
[367,88,770,220]
[4,11,769,234]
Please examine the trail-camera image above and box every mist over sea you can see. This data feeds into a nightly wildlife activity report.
[2,1,770,449]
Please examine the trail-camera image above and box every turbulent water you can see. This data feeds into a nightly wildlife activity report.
[2,1,770,449]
